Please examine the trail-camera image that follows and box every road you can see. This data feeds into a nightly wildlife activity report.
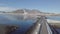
[40,16,52,34]
[25,16,53,34]
[25,17,41,34]
[0,15,58,34]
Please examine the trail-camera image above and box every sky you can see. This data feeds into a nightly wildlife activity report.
[0,0,60,13]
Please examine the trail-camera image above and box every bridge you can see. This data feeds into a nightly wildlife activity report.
[25,16,58,34]
[0,16,59,34]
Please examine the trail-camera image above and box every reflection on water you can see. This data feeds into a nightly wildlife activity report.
[0,14,37,34]
[5,14,38,21]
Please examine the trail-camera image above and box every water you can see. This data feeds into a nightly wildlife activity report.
[0,14,37,34]
[47,16,60,21]
[1,14,60,34]
[47,16,60,34]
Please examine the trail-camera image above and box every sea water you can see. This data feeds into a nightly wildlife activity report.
[0,14,37,34]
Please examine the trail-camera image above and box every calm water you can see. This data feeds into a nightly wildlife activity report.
[0,14,37,34]
[0,14,60,34]
[47,16,60,21]
[47,16,60,34]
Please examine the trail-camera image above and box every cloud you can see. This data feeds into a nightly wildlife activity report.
[0,7,19,12]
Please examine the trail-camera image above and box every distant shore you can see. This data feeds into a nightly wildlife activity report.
[0,13,60,16]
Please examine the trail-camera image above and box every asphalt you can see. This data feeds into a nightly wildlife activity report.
[25,16,50,34]
[0,16,58,34]
[25,17,41,34]
[39,17,48,34]
[39,16,58,34]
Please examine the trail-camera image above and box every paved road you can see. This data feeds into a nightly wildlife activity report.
[25,16,53,34]
[40,16,52,34]
[0,16,57,34]
[40,17,58,34]
[25,17,41,34]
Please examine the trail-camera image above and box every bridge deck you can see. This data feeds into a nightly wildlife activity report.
[25,16,58,34]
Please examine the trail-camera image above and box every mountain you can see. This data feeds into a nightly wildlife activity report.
[0,9,59,16]
[12,9,24,13]
[12,9,42,14]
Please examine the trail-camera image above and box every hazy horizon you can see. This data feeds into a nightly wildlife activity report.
[0,0,60,13]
